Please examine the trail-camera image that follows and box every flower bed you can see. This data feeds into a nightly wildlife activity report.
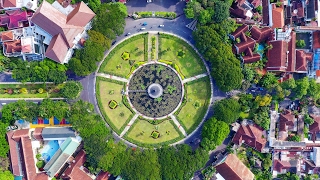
[151,131,160,139]
[108,100,118,109]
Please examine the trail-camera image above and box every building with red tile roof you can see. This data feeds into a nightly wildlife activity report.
[0,9,28,30]
[313,31,320,49]
[266,40,288,72]
[309,115,320,141]
[6,129,38,180]
[60,150,93,180]
[296,50,313,72]
[278,110,297,141]
[31,1,95,63]
[232,124,267,152]
[32,127,43,140]
[272,5,285,28]
[250,26,273,43]
[215,154,254,180]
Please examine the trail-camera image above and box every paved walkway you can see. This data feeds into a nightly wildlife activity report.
[96,73,129,83]
[120,113,139,137]
[182,73,208,84]
[170,114,187,137]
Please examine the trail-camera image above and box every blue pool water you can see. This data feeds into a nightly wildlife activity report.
[41,140,59,162]
[257,44,265,57]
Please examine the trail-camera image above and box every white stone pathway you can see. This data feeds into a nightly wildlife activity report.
[97,73,129,83]
[120,114,139,137]
[170,114,187,137]
[182,73,208,84]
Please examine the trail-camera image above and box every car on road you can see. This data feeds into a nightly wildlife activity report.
[111,41,117,46]
[126,33,131,36]
[147,0,152,3]
[142,22,147,26]
[140,27,146,30]
[159,25,164,27]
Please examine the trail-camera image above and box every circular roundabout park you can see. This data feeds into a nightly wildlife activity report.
[95,32,212,147]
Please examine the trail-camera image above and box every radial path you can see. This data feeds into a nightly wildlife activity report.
[96,73,129,83]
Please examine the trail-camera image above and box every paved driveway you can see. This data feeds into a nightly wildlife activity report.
[126,0,186,15]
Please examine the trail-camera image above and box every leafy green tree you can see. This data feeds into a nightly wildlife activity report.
[307,79,320,99]
[296,39,306,48]
[213,98,241,123]
[260,72,278,89]
[88,30,111,49]
[304,114,314,125]
[213,1,230,23]
[68,58,88,76]
[0,122,9,158]
[281,78,296,89]
[243,66,255,82]
[38,99,56,119]
[184,1,203,19]
[201,118,229,150]
[48,69,67,84]
[198,9,213,25]
[93,3,127,39]
[288,135,301,142]
[61,81,83,99]
[294,77,309,99]
[0,170,13,180]
[253,107,270,130]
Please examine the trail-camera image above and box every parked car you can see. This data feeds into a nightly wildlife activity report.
[142,22,147,26]
[6,125,18,131]
[159,25,164,27]
[126,33,131,36]
[140,27,146,30]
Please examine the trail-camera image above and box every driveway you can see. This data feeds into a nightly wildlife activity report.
[126,0,185,15]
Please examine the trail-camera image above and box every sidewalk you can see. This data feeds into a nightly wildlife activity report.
[120,114,139,137]
[170,115,187,137]
[96,73,129,83]
[182,73,208,83]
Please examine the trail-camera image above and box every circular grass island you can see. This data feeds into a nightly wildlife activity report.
[127,63,183,118]
[96,32,212,147]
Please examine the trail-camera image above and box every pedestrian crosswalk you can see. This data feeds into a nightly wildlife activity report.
[186,19,197,31]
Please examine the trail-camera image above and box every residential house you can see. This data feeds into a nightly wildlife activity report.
[44,137,81,177]
[266,31,313,73]
[41,127,76,141]
[30,1,95,63]
[271,4,285,29]
[272,150,301,177]
[230,24,273,63]
[309,115,320,142]
[215,154,254,180]
[96,171,111,180]
[285,0,305,26]
[6,129,50,180]
[60,150,94,180]
[278,110,297,141]
[232,123,268,152]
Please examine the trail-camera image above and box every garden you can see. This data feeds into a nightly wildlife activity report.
[158,33,206,78]
[124,117,183,147]
[175,77,211,134]
[96,77,134,134]
[128,64,183,118]
[0,83,64,98]
[133,11,176,19]
[99,33,148,78]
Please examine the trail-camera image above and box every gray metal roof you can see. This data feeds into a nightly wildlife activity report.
[42,127,75,139]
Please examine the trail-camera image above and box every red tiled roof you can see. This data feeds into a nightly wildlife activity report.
[248,0,261,7]
[262,0,269,25]
[96,171,111,180]
[236,37,256,54]
[45,33,69,63]
[232,124,267,152]
[33,128,43,140]
[7,130,39,180]
[215,154,254,180]
[313,31,320,49]
[66,2,95,27]
[310,115,320,133]
[35,172,49,180]
[3,39,22,54]
[0,10,28,30]
[279,110,296,131]
[231,24,249,39]
[266,40,288,72]
[0,31,14,41]
[272,6,284,28]
[316,70,320,77]
[296,50,313,72]
[61,150,92,180]
[273,159,291,172]
[287,31,296,72]
[250,26,273,43]
[230,4,248,19]
[3,0,16,8]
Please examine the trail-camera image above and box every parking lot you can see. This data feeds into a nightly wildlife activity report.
[125,0,185,15]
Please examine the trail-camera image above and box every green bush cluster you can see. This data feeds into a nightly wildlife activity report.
[158,59,185,79]
[108,100,118,109]
[144,33,148,61]
[151,36,156,60]
[133,11,176,19]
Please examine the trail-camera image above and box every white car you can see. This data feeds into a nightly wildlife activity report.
[147,0,152,3]
[140,27,146,30]
[159,25,164,27]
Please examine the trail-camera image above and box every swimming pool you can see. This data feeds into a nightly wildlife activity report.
[41,140,60,162]
[257,44,265,58]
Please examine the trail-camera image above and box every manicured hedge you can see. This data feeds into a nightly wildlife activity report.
[133,11,176,19]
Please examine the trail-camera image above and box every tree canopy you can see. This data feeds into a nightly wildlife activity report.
[213,98,241,123]
[61,81,83,99]
[201,117,230,150]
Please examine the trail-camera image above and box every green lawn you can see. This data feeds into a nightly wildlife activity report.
[177,77,210,134]
[101,37,145,77]
[159,37,206,78]
[126,119,181,144]
[0,83,63,98]
[96,78,133,132]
